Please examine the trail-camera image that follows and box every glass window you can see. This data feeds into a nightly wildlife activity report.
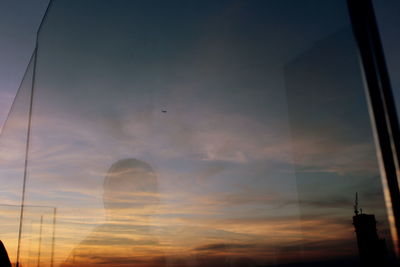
[0,55,34,264]
[1,0,398,266]
[373,0,400,117]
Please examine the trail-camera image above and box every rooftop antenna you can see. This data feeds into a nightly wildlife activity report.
[354,192,359,216]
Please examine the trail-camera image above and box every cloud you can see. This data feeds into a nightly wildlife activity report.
[195,243,255,251]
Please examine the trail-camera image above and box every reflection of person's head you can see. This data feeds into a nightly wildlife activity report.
[103,159,158,215]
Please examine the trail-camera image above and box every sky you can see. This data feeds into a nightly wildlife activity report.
[0,1,399,267]
[0,0,399,132]
[0,0,49,133]
[373,0,400,115]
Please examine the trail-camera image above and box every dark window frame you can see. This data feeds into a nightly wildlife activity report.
[348,0,400,255]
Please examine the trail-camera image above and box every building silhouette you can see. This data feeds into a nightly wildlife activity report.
[353,193,388,267]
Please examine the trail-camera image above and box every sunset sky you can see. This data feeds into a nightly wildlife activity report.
[0,0,49,133]
[0,1,399,266]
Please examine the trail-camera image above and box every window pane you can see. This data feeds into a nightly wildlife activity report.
[1,0,397,266]
[373,0,400,117]
[0,54,34,264]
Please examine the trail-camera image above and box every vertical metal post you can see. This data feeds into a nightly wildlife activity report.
[16,45,38,267]
[36,215,43,267]
[347,0,400,255]
[50,208,57,267]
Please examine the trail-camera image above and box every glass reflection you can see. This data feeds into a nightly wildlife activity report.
[0,0,398,266]
[62,159,163,266]
[0,55,34,265]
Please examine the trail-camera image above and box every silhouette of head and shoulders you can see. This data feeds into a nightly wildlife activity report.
[63,158,164,267]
